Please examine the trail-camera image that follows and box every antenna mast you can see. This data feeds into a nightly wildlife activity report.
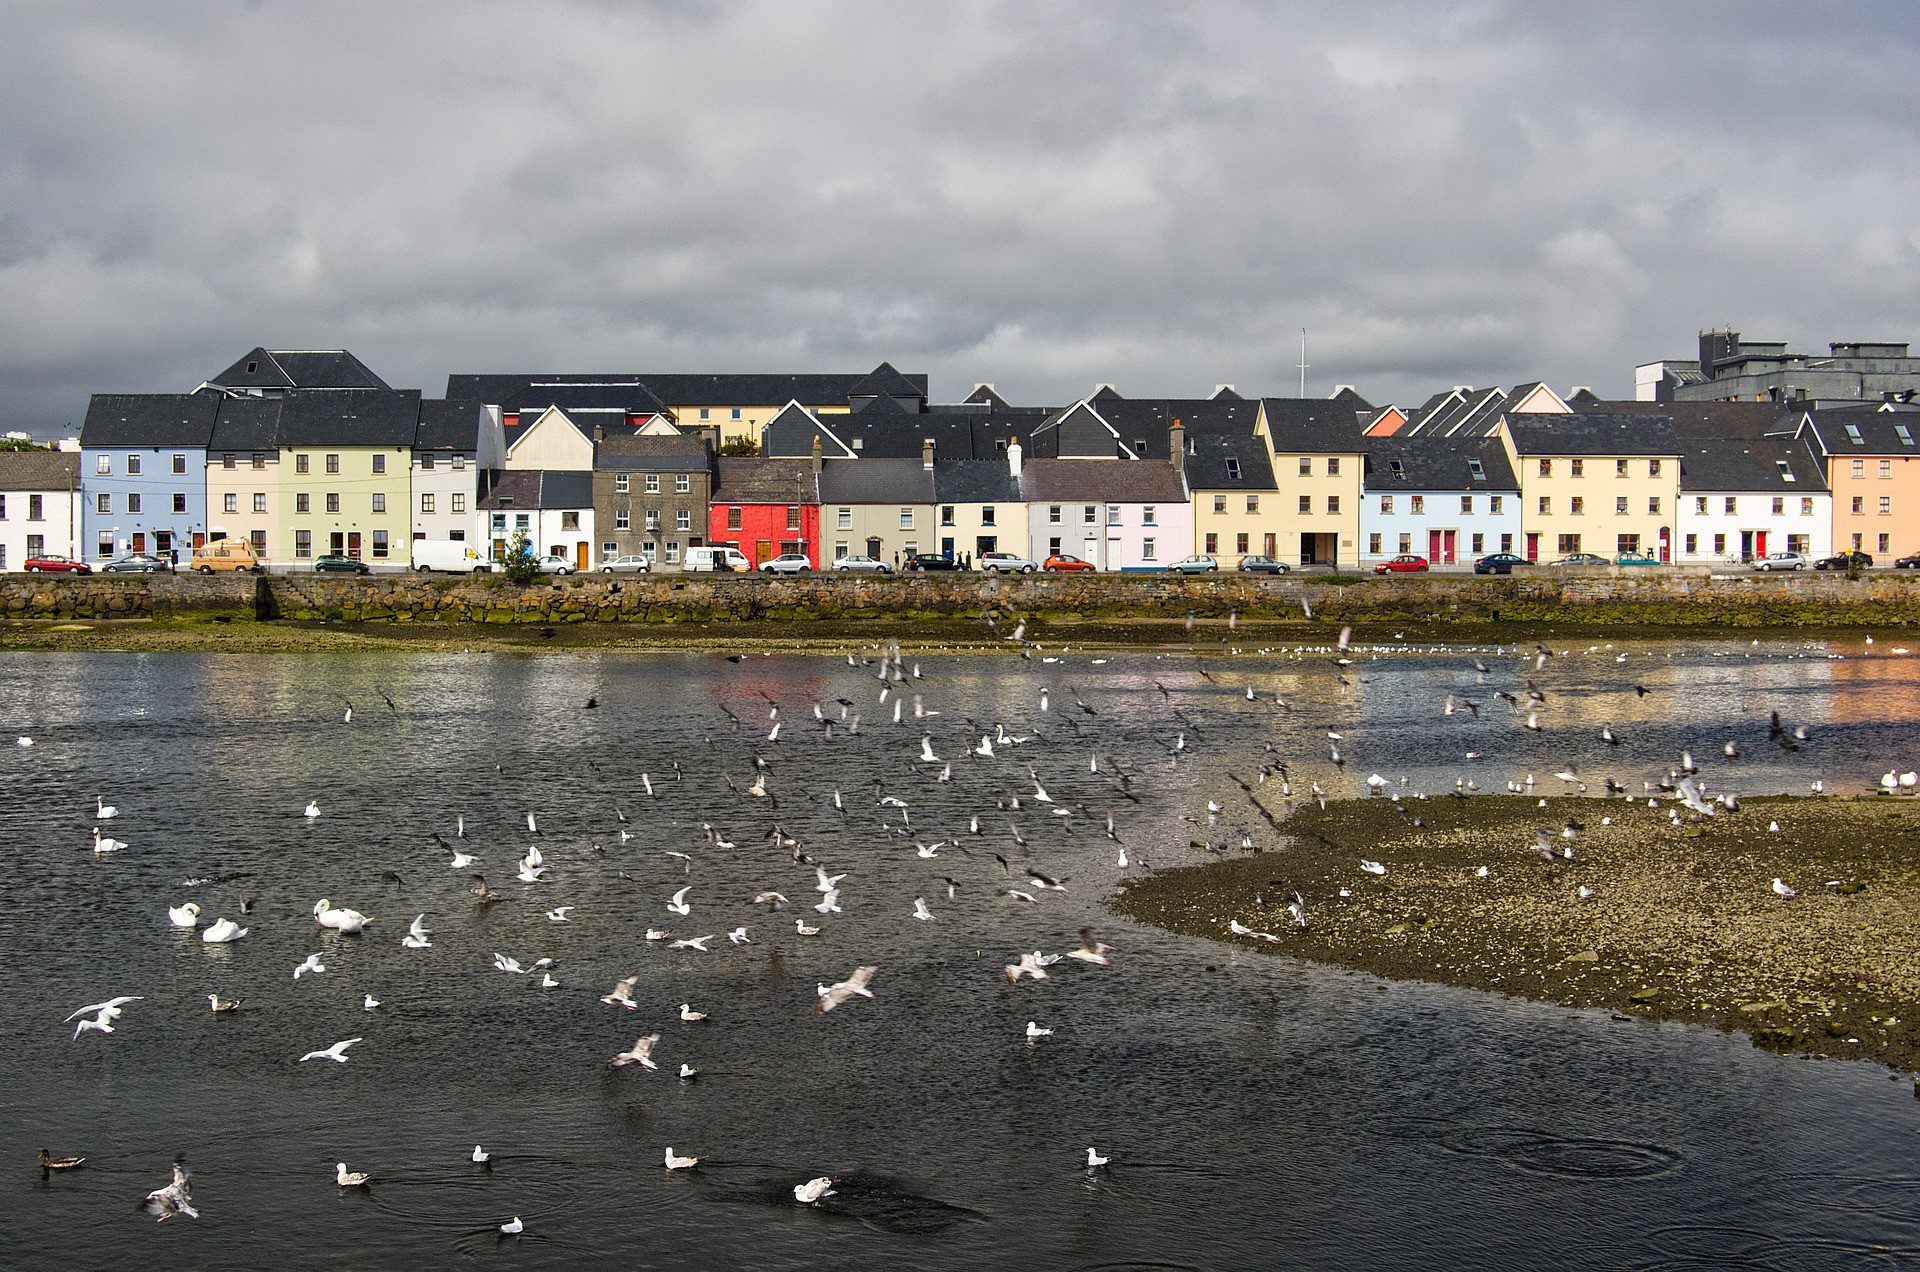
[1297,327,1309,397]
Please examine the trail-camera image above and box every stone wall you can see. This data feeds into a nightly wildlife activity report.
[6,569,1920,628]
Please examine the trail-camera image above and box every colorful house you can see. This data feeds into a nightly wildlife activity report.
[1675,436,1830,563]
[593,435,713,568]
[410,399,495,561]
[1360,436,1521,566]
[0,450,82,570]
[205,397,282,562]
[817,456,937,567]
[480,471,596,569]
[1784,409,1920,560]
[1019,457,1189,571]
[276,390,418,568]
[79,393,218,564]
[710,457,820,565]
[931,451,1029,562]
[1255,398,1365,568]
[1498,412,1681,562]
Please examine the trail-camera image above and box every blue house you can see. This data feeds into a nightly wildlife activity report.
[79,394,219,564]
[1360,435,1521,568]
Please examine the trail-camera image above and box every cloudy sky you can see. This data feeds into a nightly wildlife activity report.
[4,1,1917,431]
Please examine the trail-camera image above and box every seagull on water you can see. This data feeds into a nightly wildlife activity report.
[664,1148,699,1170]
[794,1177,835,1204]
[335,1163,371,1187]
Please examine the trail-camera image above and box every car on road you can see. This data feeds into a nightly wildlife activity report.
[904,551,963,572]
[832,554,892,574]
[599,553,652,574]
[533,554,578,575]
[760,553,814,574]
[312,554,371,575]
[1473,552,1531,575]
[1895,552,1920,570]
[1549,553,1610,567]
[1815,550,1874,571]
[190,538,266,574]
[1372,553,1429,575]
[23,554,90,574]
[1614,551,1661,567]
[1753,551,1809,572]
[1164,555,1219,574]
[101,553,173,574]
[979,551,1037,574]
[1043,553,1096,573]
[682,546,754,573]
[413,540,493,573]
[1236,555,1290,574]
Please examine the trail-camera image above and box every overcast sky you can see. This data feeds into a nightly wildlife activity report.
[4,1,1917,431]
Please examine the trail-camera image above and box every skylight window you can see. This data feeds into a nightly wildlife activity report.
[1467,458,1486,481]
[1845,424,1865,445]
[1898,425,1914,447]
[1777,460,1796,482]
[1387,459,1406,480]
[1224,458,1241,480]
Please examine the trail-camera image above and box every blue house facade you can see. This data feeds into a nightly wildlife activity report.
[79,394,218,564]
[1360,435,1522,568]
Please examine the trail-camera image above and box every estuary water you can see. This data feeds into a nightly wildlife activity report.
[1,638,1917,1270]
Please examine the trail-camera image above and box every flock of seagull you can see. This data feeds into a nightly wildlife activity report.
[36,611,1877,1240]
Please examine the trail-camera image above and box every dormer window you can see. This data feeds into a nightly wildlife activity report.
[498,496,514,508]
[1224,458,1241,480]
[246,361,257,374]
[1387,459,1405,480]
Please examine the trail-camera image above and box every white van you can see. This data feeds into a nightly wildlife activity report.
[412,539,493,573]
[682,546,754,573]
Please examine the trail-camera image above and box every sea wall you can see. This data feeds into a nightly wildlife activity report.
[5,569,1920,628]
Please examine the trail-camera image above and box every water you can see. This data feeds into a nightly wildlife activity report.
[2,638,1918,1269]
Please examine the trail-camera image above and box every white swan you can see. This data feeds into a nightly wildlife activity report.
[304,801,320,820]
[91,827,125,855]
[313,899,368,933]
[167,902,201,928]
[96,796,118,820]
[201,917,247,943]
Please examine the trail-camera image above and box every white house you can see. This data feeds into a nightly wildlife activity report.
[0,450,82,570]
[410,399,497,560]
[1675,437,1831,563]
[477,470,596,570]
[1019,456,1190,571]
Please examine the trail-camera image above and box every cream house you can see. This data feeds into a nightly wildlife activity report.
[1498,412,1682,562]
[931,451,1030,562]
[818,457,937,565]
[1256,398,1365,567]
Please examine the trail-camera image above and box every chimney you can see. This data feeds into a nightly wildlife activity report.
[810,434,822,475]
[1168,418,1185,469]
[1007,438,1023,478]
[922,438,935,470]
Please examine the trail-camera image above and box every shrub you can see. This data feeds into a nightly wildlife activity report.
[499,531,541,585]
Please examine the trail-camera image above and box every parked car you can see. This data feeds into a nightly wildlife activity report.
[1615,551,1661,567]
[413,540,493,573]
[1549,553,1610,567]
[904,551,962,572]
[312,554,370,575]
[190,538,265,574]
[1752,551,1808,572]
[101,553,172,574]
[1372,553,1429,575]
[22,554,90,574]
[532,554,577,575]
[683,546,754,573]
[1165,555,1219,574]
[1815,550,1874,571]
[599,553,653,574]
[1473,553,1530,576]
[760,553,814,574]
[979,551,1038,574]
[1895,553,1920,570]
[832,554,892,574]
[1043,554,1096,573]
[1236,555,1290,574]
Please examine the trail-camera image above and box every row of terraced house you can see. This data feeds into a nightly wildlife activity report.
[5,339,1920,572]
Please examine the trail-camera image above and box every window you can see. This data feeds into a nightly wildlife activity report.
[1852,459,1865,478]
[491,513,507,533]
[983,506,996,527]
[451,494,465,514]
[557,511,578,531]
[1142,506,1155,526]
[1538,459,1552,477]
[1083,505,1097,525]
[325,454,340,474]
[602,542,618,559]
[1461,496,1473,514]
[1327,458,1340,476]
[1246,496,1259,514]
[1570,459,1584,477]
[1048,505,1062,525]
[97,532,113,558]
[296,454,310,474]
[677,509,691,531]
[1648,497,1660,515]
[1853,496,1865,514]
[26,494,40,521]
[295,530,312,559]
[127,455,142,475]
[252,452,267,469]
[222,454,236,470]
[1899,425,1916,447]
[1467,459,1486,482]
[1801,498,1814,516]
[1471,532,1484,553]
[1327,496,1340,514]
[1713,533,1726,555]
[1695,496,1708,515]
[1880,496,1892,516]
[326,494,340,514]
[1205,533,1219,554]
[1236,532,1249,554]
[941,505,956,526]
[699,408,710,420]
[1489,496,1503,515]
[1224,458,1241,480]
[419,455,434,471]
[837,508,852,530]
[1772,497,1784,516]
[1778,460,1796,483]
[1880,459,1893,479]
[1615,459,1628,477]
[675,474,690,494]
[372,455,386,475]
[1558,534,1581,554]
[615,509,630,530]
[296,493,310,514]
[372,530,389,558]
[900,507,916,529]
[224,493,238,514]
[1143,537,1157,560]
[1106,505,1121,525]
[1881,533,1893,553]
[1368,533,1382,554]
[1570,496,1584,515]
[1538,496,1551,515]
[371,493,386,514]
[730,408,742,420]
[1214,494,1227,514]
[514,513,529,532]
[665,542,682,565]
[1500,533,1513,552]
[421,494,435,515]
[616,475,631,494]
[253,493,266,514]
[1612,496,1627,515]
[1299,495,1311,514]
[1379,495,1394,515]
[95,454,109,475]
[1724,497,1737,515]
[641,474,657,494]
[452,456,466,471]
[1298,458,1311,477]
[1853,533,1863,550]
[1685,533,1698,555]
[727,507,743,530]
[1650,460,1663,477]
[1410,495,1424,515]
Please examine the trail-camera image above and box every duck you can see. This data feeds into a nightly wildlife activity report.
[313,899,368,933]
[167,902,201,928]
[39,1149,85,1171]
[335,1162,371,1188]
[201,917,248,944]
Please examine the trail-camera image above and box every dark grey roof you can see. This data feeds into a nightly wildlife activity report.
[81,393,219,448]
[1501,412,1680,456]
[762,403,857,459]
[1580,400,1793,441]
[711,458,819,504]
[963,384,1009,409]
[1091,385,1123,402]
[0,450,80,491]
[1792,409,1920,458]
[276,390,421,447]
[849,362,925,400]
[414,399,483,452]
[1258,398,1370,454]
[594,435,712,473]
[818,459,937,504]
[1182,429,1276,491]
[1678,436,1829,493]
[1328,386,1373,412]
[1362,436,1518,492]
[208,397,282,452]
[1019,458,1187,503]
[447,369,928,410]
[478,470,594,511]
[208,347,389,391]
[504,381,669,416]
[933,460,1022,504]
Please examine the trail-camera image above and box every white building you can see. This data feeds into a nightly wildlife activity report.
[477,469,596,569]
[1675,437,1831,563]
[0,450,82,569]
[410,400,496,560]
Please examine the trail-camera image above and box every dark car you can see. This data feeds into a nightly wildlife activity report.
[1815,550,1874,571]
[313,554,372,575]
[23,554,91,574]
[1372,553,1429,575]
[1474,553,1531,575]
[101,553,172,574]
[1043,554,1096,573]
[1237,555,1290,574]
[1550,553,1610,567]
[1894,553,1920,570]
[903,551,962,572]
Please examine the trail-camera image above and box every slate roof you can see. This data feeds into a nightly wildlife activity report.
[208,397,282,452]
[1018,458,1187,503]
[818,459,937,504]
[1182,428,1277,491]
[1678,437,1829,493]
[276,390,422,447]
[446,368,928,410]
[710,458,819,505]
[1501,412,1680,456]
[414,399,483,452]
[0,450,81,491]
[1258,398,1371,454]
[209,347,389,391]
[1362,436,1519,492]
[477,470,595,511]
[593,435,712,473]
[963,384,1009,410]
[932,460,1022,504]
[1578,400,1793,441]
[849,361,925,400]
[81,393,219,448]
[1784,409,1920,458]
[1328,385,1374,413]
[504,381,670,416]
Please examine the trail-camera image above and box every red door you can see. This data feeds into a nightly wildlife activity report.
[347,532,362,560]
[1427,529,1442,563]
[1442,529,1456,565]
[1755,531,1767,558]
[1525,532,1539,562]
[132,533,146,554]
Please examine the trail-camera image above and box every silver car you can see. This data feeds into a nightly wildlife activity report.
[979,551,1037,574]
[599,553,652,574]
[534,554,577,576]
[1753,551,1808,571]
[760,553,815,574]
[833,554,893,574]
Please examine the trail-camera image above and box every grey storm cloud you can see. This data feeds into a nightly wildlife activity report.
[2,0,1917,431]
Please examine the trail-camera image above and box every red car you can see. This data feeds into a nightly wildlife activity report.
[1043,553,1096,573]
[24,554,91,574]
[1373,553,1429,575]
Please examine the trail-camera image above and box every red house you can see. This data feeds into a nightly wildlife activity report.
[709,457,820,566]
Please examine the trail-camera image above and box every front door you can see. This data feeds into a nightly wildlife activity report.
[1525,532,1540,562]
[575,542,589,570]
[1299,533,1316,565]
[153,532,172,563]
[1263,533,1277,557]
[330,532,345,556]
[756,540,773,564]
[1442,529,1456,564]
[1428,529,1442,563]
[1754,530,1767,559]
[1105,535,1122,569]
[132,532,146,554]
[866,537,881,560]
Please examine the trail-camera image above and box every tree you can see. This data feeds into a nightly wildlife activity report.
[500,530,540,584]
[718,436,761,457]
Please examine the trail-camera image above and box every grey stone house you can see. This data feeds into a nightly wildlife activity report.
[593,435,713,568]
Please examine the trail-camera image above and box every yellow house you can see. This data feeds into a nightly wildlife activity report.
[205,397,282,561]
[1256,399,1365,567]
[635,364,927,448]
[278,391,418,568]
[1498,411,1681,562]
[930,452,1030,561]
[1181,420,1286,561]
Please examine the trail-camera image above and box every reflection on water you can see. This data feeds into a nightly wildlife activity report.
[0,639,1916,1269]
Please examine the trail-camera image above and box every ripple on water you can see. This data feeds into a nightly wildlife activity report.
[1635,1223,1920,1271]
[1367,1116,1681,1180]
[714,1169,984,1236]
